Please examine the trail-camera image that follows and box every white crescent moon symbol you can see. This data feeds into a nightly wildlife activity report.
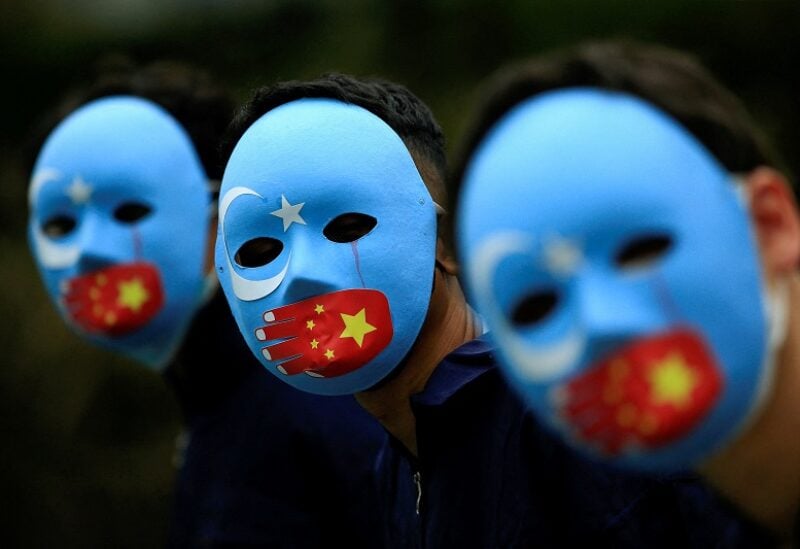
[29,168,81,269]
[220,185,291,301]
[470,231,585,382]
[29,168,61,207]
[32,224,81,269]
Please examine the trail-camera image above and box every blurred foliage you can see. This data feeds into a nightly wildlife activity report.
[1,0,798,545]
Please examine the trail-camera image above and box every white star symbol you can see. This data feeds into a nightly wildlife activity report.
[66,176,93,205]
[270,194,306,232]
[543,235,583,276]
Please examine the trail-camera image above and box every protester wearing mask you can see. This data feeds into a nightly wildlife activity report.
[27,62,384,547]
[455,40,800,540]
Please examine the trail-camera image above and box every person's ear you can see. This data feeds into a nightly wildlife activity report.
[435,237,459,276]
[746,166,800,279]
[204,212,218,277]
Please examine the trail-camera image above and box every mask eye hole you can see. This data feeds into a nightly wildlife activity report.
[114,201,152,224]
[615,234,673,271]
[510,290,560,327]
[42,215,77,238]
[323,213,377,243]
[235,237,284,268]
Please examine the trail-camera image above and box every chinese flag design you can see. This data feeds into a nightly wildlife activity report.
[62,262,165,336]
[553,328,722,456]
[255,288,393,378]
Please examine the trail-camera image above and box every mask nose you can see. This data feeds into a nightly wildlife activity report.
[75,215,129,273]
[283,274,340,303]
[281,234,344,303]
[577,270,663,357]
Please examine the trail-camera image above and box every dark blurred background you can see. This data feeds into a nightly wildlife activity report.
[1,1,798,546]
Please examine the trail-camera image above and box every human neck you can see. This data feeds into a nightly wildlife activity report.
[699,274,800,538]
[355,269,480,456]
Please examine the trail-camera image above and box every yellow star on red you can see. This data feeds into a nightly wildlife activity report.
[339,308,377,348]
[648,352,698,408]
[117,278,150,312]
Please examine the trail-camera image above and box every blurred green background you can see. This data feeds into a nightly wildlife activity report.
[1,1,798,546]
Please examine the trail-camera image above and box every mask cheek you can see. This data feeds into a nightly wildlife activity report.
[490,284,584,385]
[42,271,73,314]
[498,322,587,386]
[32,224,82,271]
[31,237,79,307]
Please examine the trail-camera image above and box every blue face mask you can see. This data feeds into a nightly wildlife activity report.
[28,96,211,370]
[216,98,437,396]
[458,88,778,470]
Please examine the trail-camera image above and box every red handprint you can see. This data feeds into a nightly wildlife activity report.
[255,288,393,378]
[552,328,722,456]
[61,262,164,336]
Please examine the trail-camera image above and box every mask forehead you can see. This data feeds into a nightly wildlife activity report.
[31,96,205,209]
[461,89,733,247]
[458,88,769,470]
[28,96,210,369]
[223,98,427,210]
[217,98,437,395]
